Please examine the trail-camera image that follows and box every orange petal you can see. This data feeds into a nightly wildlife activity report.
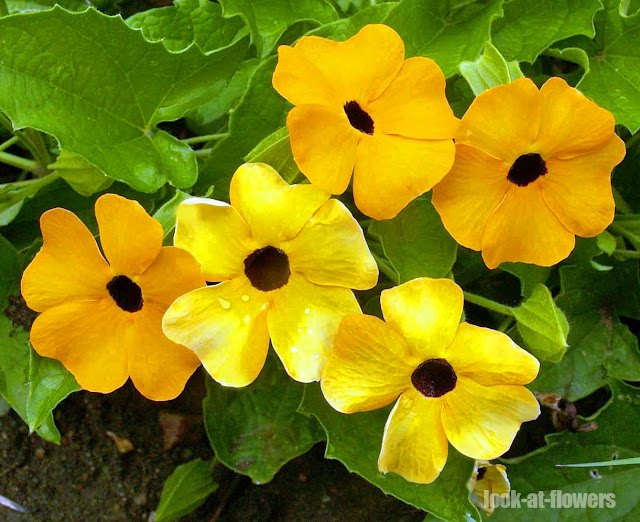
[21,208,111,312]
[378,388,448,484]
[353,133,455,220]
[432,144,510,251]
[30,298,129,394]
[481,185,575,268]
[287,104,361,194]
[321,313,418,414]
[367,57,459,140]
[95,194,163,277]
[541,135,625,237]
[456,78,542,164]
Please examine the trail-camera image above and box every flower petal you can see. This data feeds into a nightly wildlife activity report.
[536,77,617,159]
[21,208,111,312]
[541,135,625,237]
[135,246,205,308]
[272,24,405,106]
[368,57,459,140]
[287,104,361,194]
[456,78,542,164]
[378,388,448,484]
[441,377,540,460]
[321,313,418,413]
[268,274,360,383]
[174,198,254,282]
[380,278,463,360]
[162,278,270,387]
[127,303,201,401]
[481,185,575,269]
[432,144,510,250]
[95,194,163,276]
[353,133,455,220]
[445,323,539,386]
[285,199,378,290]
[229,163,330,245]
[30,298,129,394]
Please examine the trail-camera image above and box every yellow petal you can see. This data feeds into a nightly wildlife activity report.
[432,144,510,250]
[162,278,270,387]
[353,133,455,220]
[135,246,205,308]
[378,388,448,484]
[541,135,625,237]
[287,104,361,194]
[30,298,129,394]
[321,313,417,413]
[367,57,458,140]
[285,199,378,290]
[441,377,540,460]
[229,163,330,245]
[445,323,539,386]
[174,198,254,282]
[456,78,541,164]
[127,303,200,401]
[380,278,463,360]
[536,77,617,159]
[95,194,163,276]
[21,208,111,312]
[272,24,405,106]
[267,274,360,383]
[481,185,575,268]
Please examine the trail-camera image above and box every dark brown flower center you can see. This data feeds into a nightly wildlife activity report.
[476,467,487,481]
[244,246,290,292]
[107,275,143,313]
[411,358,457,398]
[344,101,374,135]
[507,153,547,187]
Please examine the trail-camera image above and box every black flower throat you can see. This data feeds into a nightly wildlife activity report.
[244,246,291,292]
[411,358,457,398]
[344,101,374,135]
[507,153,547,187]
[107,275,143,313]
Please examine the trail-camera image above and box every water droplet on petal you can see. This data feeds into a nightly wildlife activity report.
[304,307,311,315]
[312,353,320,360]
[241,294,250,302]
[217,298,231,310]
[244,315,251,323]
[291,346,299,353]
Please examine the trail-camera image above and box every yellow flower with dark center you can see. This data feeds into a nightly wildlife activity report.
[432,77,626,268]
[162,163,378,387]
[468,460,510,516]
[272,24,458,220]
[21,194,204,401]
[321,278,540,484]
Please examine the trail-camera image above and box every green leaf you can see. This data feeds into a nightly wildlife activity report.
[154,458,218,522]
[492,0,603,63]
[203,355,324,484]
[491,381,640,521]
[0,175,60,226]
[219,0,339,57]
[383,0,504,78]
[299,383,480,522]
[0,7,247,192]
[597,230,618,255]
[576,0,640,132]
[49,150,113,197]
[5,0,87,13]
[512,284,569,363]
[558,456,640,467]
[305,1,397,40]
[368,196,457,284]
[545,45,592,71]
[459,41,523,95]
[0,234,19,308]
[152,189,191,241]
[126,0,246,53]
[500,263,551,297]
[245,127,300,183]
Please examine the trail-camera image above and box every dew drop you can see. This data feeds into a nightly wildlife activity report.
[291,346,299,353]
[241,294,250,302]
[261,303,268,311]
[244,315,251,323]
[312,353,320,360]
[307,328,313,335]
[217,298,231,310]
[304,307,311,315]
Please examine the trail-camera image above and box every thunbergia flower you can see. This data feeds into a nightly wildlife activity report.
[321,278,540,484]
[272,24,458,220]
[468,460,510,516]
[162,163,378,387]
[21,194,204,401]
[432,77,626,268]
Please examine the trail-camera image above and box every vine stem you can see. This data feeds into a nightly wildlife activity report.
[463,291,514,316]
[614,249,640,259]
[182,133,227,145]
[0,150,42,174]
[0,136,19,153]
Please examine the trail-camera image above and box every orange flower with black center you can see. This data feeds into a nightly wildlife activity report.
[21,194,204,401]
[272,24,458,220]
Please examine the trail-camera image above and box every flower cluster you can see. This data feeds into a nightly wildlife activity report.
[21,23,625,486]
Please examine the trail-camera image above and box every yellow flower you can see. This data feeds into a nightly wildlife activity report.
[321,278,540,484]
[162,163,378,387]
[21,194,204,401]
[468,461,510,516]
[432,77,626,268]
[272,24,458,220]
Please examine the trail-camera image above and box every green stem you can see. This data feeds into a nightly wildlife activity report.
[0,136,19,153]
[613,187,633,214]
[463,291,514,316]
[609,222,640,250]
[182,133,227,145]
[614,249,640,259]
[0,150,42,174]
[194,148,213,157]
[498,316,515,333]
[626,131,640,150]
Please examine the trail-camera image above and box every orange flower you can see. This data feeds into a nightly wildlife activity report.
[21,194,204,401]
[432,77,626,268]
[272,24,458,220]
